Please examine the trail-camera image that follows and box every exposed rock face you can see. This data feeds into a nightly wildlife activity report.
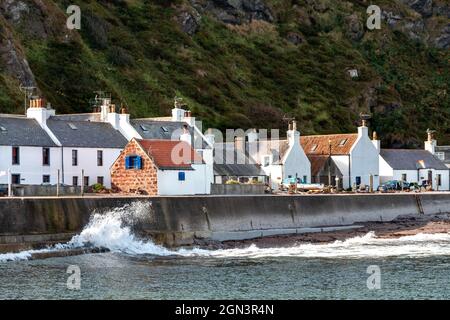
[0,20,36,87]
[435,24,450,49]
[400,0,434,17]
[345,13,364,41]
[176,8,201,35]
[192,0,273,25]
[285,32,304,45]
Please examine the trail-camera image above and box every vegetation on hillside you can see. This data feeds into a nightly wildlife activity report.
[0,0,448,147]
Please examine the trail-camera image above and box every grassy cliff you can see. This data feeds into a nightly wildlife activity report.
[0,0,448,147]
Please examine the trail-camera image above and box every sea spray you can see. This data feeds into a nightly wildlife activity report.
[2,201,450,262]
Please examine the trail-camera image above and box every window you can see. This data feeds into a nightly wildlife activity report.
[125,156,142,169]
[303,176,308,183]
[178,172,186,181]
[11,174,21,185]
[140,124,148,132]
[83,176,90,187]
[43,148,50,166]
[310,144,318,152]
[356,176,362,186]
[435,152,445,161]
[97,176,104,185]
[161,126,169,133]
[339,139,348,146]
[263,156,271,167]
[401,174,407,182]
[12,147,20,165]
[68,123,78,130]
[437,174,442,186]
[72,150,78,166]
[73,176,78,186]
[97,150,103,166]
[43,175,50,184]
[0,125,7,132]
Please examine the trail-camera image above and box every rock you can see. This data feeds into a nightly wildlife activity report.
[383,11,403,28]
[192,0,273,25]
[345,13,364,41]
[285,32,304,45]
[400,0,434,18]
[176,8,201,35]
[435,24,450,49]
[0,22,36,87]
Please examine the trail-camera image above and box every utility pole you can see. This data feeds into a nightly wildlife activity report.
[19,85,36,115]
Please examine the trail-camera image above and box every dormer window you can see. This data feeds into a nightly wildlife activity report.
[339,139,348,146]
[161,126,169,133]
[68,123,78,130]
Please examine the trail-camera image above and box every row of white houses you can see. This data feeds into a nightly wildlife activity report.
[1,97,449,195]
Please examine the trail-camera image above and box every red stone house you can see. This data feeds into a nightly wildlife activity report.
[111,138,209,195]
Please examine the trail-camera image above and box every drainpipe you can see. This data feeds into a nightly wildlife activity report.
[348,154,351,189]
[61,146,65,185]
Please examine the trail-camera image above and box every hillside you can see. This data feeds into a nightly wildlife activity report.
[0,0,449,147]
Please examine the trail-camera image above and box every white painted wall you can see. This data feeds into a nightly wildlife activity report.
[350,126,380,190]
[282,131,311,184]
[62,147,122,188]
[157,164,209,195]
[332,155,350,189]
[0,146,61,185]
[379,155,395,183]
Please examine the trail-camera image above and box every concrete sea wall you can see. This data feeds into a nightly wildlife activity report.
[1,193,450,251]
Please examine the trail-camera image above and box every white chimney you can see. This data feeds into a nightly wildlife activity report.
[358,125,369,139]
[180,125,192,145]
[172,107,185,122]
[425,129,437,154]
[372,131,380,152]
[247,129,259,143]
[287,121,300,147]
[26,98,55,127]
[100,98,111,121]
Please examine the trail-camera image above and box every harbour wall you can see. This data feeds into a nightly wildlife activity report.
[1,193,450,251]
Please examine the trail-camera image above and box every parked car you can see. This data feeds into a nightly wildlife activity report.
[379,180,411,192]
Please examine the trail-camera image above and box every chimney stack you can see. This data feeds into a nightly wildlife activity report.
[425,129,437,154]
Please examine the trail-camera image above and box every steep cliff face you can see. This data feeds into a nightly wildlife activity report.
[0,0,448,147]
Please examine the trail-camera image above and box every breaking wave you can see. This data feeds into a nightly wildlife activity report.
[2,202,450,262]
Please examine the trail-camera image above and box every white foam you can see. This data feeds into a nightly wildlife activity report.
[2,202,450,262]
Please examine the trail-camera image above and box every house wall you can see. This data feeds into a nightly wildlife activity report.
[111,140,158,195]
[350,127,380,190]
[417,169,450,191]
[0,146,61,185]
[263,164,283,190]
[332,155,350,189]
[62,147,121,188]
[379,155,395,183]
[157,164,209,196]
[282,139,311,184]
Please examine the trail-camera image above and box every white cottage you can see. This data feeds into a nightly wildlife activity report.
[301,124,380,190]
[247,121,311,190]
[379,149,449,190]
[0,114,59,187]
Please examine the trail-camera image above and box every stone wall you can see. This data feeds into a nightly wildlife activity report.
[111,139,158,195]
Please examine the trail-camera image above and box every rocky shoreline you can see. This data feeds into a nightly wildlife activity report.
[214,213,450,249]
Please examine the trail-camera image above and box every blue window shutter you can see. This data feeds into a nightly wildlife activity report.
[125,156,130,169]
[136,156,142,169]
[178,172,185,181]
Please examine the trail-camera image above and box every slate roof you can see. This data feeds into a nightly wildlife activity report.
[0,116,57,147]
[301,134,358,155]
[213,142,266,177]
[131,119,208,149]
[46,118,127,148]
[380,149,449,170]
[137,139,203,170]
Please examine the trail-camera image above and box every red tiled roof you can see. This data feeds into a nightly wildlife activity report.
[307,155,330,176]
[137,139,203,170]
[300,134,358,155]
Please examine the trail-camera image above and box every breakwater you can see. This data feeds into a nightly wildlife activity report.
[1,193,450,252]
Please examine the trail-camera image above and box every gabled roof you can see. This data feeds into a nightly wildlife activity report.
[213,142,266,177]
[300,134,358,155]
[131,119,208,149]
[380,149,449,170]
[46,118,127,148]
[0,116,57,147]
[307,155,343,177]
[137,139,203,170]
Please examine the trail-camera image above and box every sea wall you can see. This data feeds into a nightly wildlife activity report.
[1,193,449,251]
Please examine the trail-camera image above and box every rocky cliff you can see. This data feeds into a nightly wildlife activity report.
[0,0,449,147]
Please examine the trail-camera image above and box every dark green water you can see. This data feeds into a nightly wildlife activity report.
[1,252,450,299]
